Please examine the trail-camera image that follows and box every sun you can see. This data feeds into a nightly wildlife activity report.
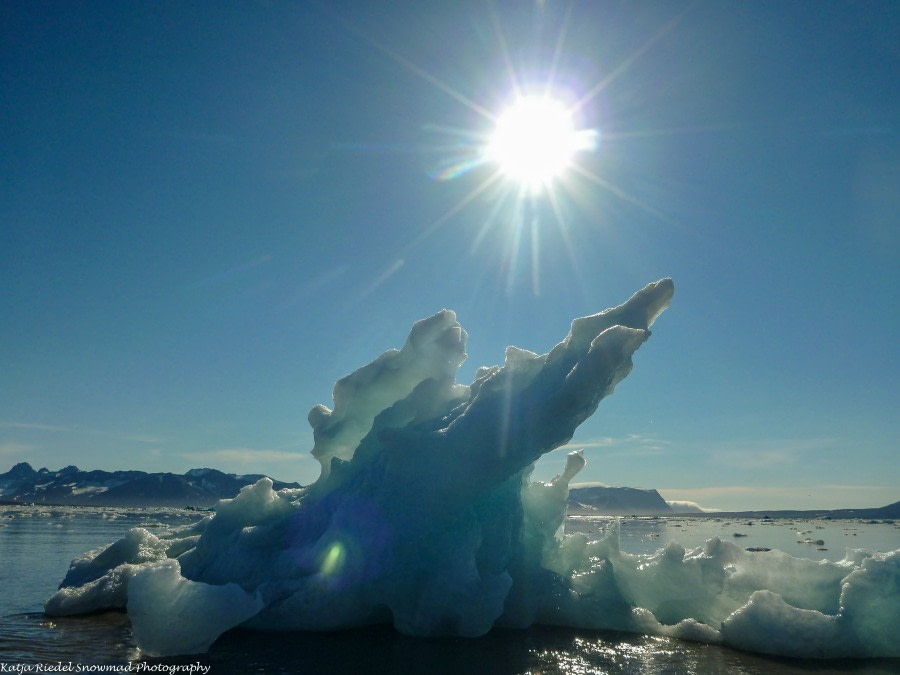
[330,1,683,298]
[485,95,597,192]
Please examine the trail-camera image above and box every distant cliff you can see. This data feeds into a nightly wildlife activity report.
[567,484,673,515]
[0,462,300,507]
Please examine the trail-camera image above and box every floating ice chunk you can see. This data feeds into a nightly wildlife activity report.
[57,527,170,588]
[631,607,723,644]
[838,550,900,657]
[128,559,264,657]
[44,527,172,616]
[721,590,846,658]
[44,562,143,616]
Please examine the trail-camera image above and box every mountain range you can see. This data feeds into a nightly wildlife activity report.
[0,462,681,513]
[0,462,300,508]
[2,462,896,518]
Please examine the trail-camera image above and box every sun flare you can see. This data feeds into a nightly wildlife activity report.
[485,96,596,192]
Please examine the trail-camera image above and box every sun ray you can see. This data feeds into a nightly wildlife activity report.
[421,123,488,142]
[573,6,692,114]
[544,1,576,96]
[503,189,529,293]
[598,121,749,142]
[569,163,677,226]
[529,202,541,295]
[323,5,496,122]
[322,1,689,300]
[400,170,506,257]
[373,42,496,121]
[545,182,587,291]
[488,0,524,99]
[469,183,517,255]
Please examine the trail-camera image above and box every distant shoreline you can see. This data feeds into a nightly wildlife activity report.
[678,507,898,520]
[4,461,897,519]
[3,498,896,522]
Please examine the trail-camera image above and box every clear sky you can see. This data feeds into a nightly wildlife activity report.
[2,1,897,511]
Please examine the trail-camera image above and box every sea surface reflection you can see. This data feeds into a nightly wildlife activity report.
[2,506,898,673]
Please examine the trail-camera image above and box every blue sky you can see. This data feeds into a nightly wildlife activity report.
[2,1,897,510]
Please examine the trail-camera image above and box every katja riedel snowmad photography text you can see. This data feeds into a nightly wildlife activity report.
[0,663,209,675]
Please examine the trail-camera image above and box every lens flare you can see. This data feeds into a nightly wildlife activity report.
[321,541,346,576]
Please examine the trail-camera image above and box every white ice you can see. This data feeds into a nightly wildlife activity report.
[45,279,900,659]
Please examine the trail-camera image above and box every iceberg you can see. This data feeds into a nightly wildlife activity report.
[45,279,900,660]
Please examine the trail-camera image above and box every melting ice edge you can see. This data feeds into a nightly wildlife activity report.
[45,279,900,659]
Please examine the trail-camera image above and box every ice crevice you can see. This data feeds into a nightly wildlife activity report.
[44,279,900,659]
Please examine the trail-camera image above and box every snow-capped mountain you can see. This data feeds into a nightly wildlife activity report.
[0,462,301,507]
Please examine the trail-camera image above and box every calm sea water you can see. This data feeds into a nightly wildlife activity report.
[2,505,898,674]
